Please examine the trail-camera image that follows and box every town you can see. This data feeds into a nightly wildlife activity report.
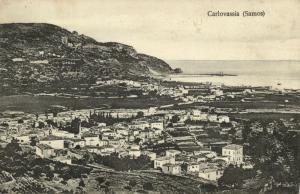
[0,78,299,193]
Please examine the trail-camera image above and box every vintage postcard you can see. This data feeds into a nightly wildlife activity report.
[0,0,299,193]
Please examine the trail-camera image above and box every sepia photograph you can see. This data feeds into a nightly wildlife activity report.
[0,0,299,193]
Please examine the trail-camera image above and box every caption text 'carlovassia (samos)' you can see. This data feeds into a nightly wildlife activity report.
[207,11,265,17]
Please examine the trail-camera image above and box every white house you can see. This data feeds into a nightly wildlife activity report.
[39,136,65,149]
[13,135,31,144]
[190,113,208,121]
[128,144,140,150]
[85,146,100,154]
[109,139,124,148]
[198,168,223,181]
[99,140,109,147]
[130,121,150,130]
[207,114,218,122]
[191,110,201,116]
[12,58,25,62]
[218,115,230,123]
[142,151,157,160]
[187,162,200,173]
[116,128,128,136]
[128,149,141,159]
[222,144,243,165]
[69,139,86,148]
[84,135,100,146]
[190,155,207,163]
[150,121,164,130]
[154,156,176,169]
[51,129,75,138]
[100,145,116,154]
[36,144,56,158]
[165,149,181,158]
[102,130,116,137]
[211,89,223,96]
[162,163,181,175]
[53,156,72,165]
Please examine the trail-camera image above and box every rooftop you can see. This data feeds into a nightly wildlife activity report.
[155,156,173,161]
[223,144,243,150]
[200,168,218,173]
[82,133,98,138]
[163,163,180,167]
[166,149,181,154]
[40,135,64,141]
[36,144,54,150]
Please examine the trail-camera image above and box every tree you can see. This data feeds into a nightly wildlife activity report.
[0,188,9,194]
[70,118,81,134]
[134,138,142,145]
[30,136,38,146]
[82,153,94,164]
[218,165,243,188]
[14,166,27,177]
[149,90,157,97]
[129,180,137,187]
[79,179,85,187]
[0,122,9,127]
[38,121,45,129]
[33,166,43,178]
[181,163,188,172]
[5,140,22,155]
[96,177,105,185]
[46,171,54,180]
[143,182,154,191]
[171,115,180,123]
[46,119,57,127]
[242,122,252,141]
[137,111,144,118]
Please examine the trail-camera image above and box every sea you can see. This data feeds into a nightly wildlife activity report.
[166,60,300,90]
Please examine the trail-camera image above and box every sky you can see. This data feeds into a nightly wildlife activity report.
[0,0,299,60]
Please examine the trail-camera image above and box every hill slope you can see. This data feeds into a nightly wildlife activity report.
[0,23,173,94]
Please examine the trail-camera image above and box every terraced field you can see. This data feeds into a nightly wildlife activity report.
[84,169,216,194]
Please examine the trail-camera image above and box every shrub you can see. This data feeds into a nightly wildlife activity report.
[96,177,105,185]
[143,182,154,191]
[129,180,137,187]
[79,179,85,187]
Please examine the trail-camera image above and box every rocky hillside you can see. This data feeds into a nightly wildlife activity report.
[0,23,173,94]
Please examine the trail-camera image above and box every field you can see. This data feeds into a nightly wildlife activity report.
[166,92,300,111]
[0,95,176,113]
[229,113,300,120]
[84,169,216,194]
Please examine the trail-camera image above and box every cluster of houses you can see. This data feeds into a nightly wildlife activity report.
[0,105,252,182]
[92,78,257,103]
[94,78,191,98]
[153,144,244,181]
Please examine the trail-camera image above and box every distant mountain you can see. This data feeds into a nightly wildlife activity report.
[0,23,173,94]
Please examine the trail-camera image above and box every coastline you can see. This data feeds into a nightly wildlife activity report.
[165,73,300,90]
